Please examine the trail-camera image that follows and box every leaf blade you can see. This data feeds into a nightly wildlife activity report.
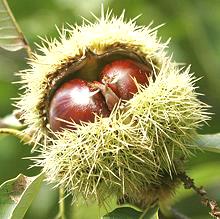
[102,206,159,219]
[0,0,27,51]
[0,173,44,219]
[195,133,220,153]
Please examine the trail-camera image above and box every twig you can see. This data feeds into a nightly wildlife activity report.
[59,187,66,219]
[0,128,32,144]
[178,172,220,219]
[55,187,66,219]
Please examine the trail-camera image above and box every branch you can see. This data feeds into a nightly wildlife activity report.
[179,172,220,219]
[0,128,32,144]
[55,187,66,219]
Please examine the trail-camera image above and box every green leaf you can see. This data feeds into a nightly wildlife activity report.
[195,133,220,153]
[141,207,159,219]
[0,173,44,219]
[0,0,27,51]
[102,206,159,219]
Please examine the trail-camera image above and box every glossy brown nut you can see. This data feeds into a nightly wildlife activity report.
[49,79,110,131]
[100,59,150,100]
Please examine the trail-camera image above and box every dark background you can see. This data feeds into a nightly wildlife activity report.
[0,0,220,218]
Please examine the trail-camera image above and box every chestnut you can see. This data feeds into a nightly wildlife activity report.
[49,59,151,132]
[100,59,151,100]
[49,79,110,131]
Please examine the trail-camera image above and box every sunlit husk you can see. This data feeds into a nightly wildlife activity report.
[16,9,209,206]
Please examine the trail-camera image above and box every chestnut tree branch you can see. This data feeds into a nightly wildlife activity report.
[55,187,66,219]
[178,172,220,219]
[0,128,32,144]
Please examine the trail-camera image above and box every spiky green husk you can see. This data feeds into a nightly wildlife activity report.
[15,10,167,144]
[34,60,209,206]
[16,9,209,206]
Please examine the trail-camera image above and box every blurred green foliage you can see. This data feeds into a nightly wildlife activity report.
[0,0,220,218]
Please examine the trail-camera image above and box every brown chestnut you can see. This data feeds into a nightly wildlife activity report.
[100,59,150,100]
[49,79,110,132]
